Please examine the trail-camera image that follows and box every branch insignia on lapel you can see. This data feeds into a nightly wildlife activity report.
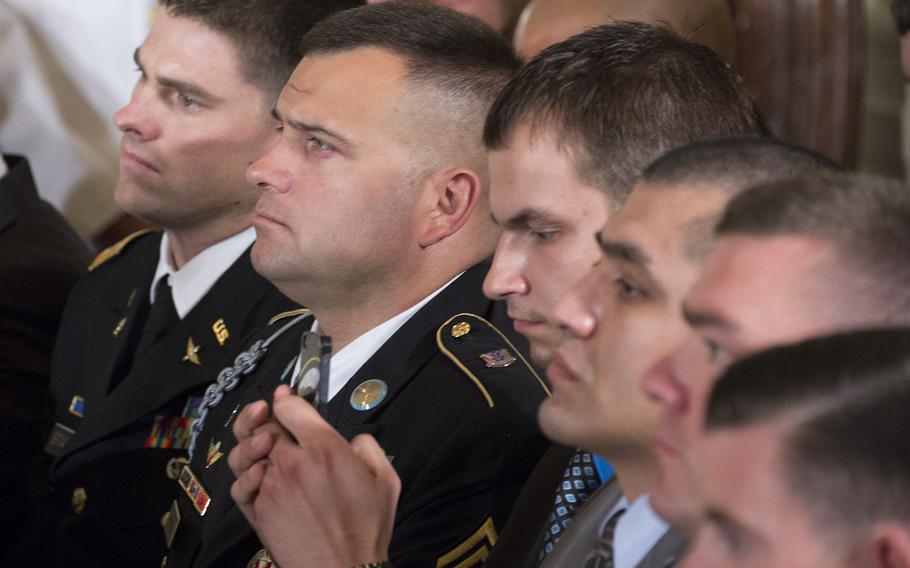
[206,438,224,469]
[212,318,230,345]
[183,337,202,365]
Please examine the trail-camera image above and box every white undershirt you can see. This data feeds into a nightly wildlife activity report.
[603,493,670,568]
[150,227,257,318]
[0,155,8,177]
[292,271,464,402]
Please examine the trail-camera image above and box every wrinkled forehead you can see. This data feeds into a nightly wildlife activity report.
[279,47,411,134]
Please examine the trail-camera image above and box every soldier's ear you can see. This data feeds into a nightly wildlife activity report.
[417,166,481,248]
[855,523,910,568]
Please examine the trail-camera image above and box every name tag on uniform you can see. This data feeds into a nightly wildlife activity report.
[44,422,75,457]
[162,499,181,548]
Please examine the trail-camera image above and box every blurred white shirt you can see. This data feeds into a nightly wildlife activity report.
[0,0,155,237]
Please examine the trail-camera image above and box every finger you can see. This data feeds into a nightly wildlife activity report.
[231,460,267,507]
[273,384,293,399]
[233,400,270,441]
[228,431,276,476]
[350,435,392,476]
[351,434,401,497]
[272,393,338,443]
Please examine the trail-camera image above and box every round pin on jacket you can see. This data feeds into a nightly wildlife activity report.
[350,379,388,411]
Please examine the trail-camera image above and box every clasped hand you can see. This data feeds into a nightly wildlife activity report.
[228,385,400,568]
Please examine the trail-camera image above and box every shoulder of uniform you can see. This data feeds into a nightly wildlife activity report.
[436,313,550,408]
[88,228,154,271]
[268,307,311,326]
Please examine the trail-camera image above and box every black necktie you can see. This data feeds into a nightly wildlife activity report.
[135,276,179,360]
[582,507,627,568]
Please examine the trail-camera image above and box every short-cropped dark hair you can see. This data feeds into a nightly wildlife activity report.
[706,328,910,544]
[159,0,363,97]
[642,136,840,194]
[717,172,910,323]
[641,137,840,261]
[483,21,761,206]
[298,4,520,115]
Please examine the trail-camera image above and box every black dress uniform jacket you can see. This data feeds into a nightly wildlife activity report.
[482,444,578,568]
[164,260,552,568]
[0,155,91,562]
[21,230,297,567]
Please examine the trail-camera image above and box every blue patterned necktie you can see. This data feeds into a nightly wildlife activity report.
[537,449,602,563]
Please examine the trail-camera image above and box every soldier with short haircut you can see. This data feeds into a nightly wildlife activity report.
[15,1,361,566]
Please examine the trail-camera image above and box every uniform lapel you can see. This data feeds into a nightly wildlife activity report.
[55,249,273,466]
[83,235,160,403]
[327,262,492,434]
[200,260,495,567]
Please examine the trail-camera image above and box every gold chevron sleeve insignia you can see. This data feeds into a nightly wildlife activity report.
[436,517,497,568]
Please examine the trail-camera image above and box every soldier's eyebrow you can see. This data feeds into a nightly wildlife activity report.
[596,232,664,295]
[596,232,652,268]
[271,108,351,149]
[704,505,768,551]
[134,47,222,105]
[493,208,560,229]
[682,303,735,331]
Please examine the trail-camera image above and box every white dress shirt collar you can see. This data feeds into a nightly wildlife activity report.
[603,493,670,568]
[150,227,256,318]
[0,155,8,178]
[303,271,464,402]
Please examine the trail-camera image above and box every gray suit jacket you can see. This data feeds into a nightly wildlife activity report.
[541,483,687,568]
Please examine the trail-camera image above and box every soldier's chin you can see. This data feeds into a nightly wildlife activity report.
[114,181,156,222]
[528,341,554,368]
[537,396,580,447]
[649,478,698,531]
[250,241,277,277]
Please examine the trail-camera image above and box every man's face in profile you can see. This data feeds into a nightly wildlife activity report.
[114,9,272,229]
[678,420,845,568]
[645,234,843,526]
[484,126,611,366]
[249,47,426,301]
[539,183,726,455]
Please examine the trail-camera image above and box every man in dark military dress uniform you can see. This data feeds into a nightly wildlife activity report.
[220,20,770,568]
[0,153,91,563]
[162,5,550,568]
[13,1,361,566]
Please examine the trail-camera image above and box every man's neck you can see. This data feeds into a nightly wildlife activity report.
[165,223,251,270]
[292,242,490,352]
[308,264,467,352]
[603,450,660,503]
